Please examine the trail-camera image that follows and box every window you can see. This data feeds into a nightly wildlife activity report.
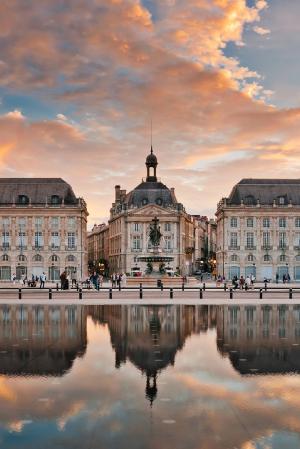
[279,254,286,262]
[18,254,26,262]
[247,254,254,262]
[35,217,43,227]
[164,235,172,250]
[295,233,300,247]
[51,217,60,227]
[244,195,256,205]
[156,198,162,206]
[231,254,238,262]
[279,217,286,228]
[263,232,270,248]
[2,231,10,248]
[230,217,237,228]
[133,223,140,232]
[67,232,76,248]
[34,231,43,248]
[264,254,271,262]
[68,217,76,227]
[132,236,141,250]
[279,232,286,249]
[2,217,10,227]
[296,218,300,228]
[263,218,270,228]
[230,233,238,248]
[18,195,29,205]
[67,255,75,262]
[246,232,254,248]
[51,195,60,205]
[246,218,254,227]
[278,196,285,205]
[33,254,42,262]
[2,254,8,261]
[18,232,26,247]
[142,198,148,206]
[164,223,171,232]
[51,232,60,248]
[51,255,59,262]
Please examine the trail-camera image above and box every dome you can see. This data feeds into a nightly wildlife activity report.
[125,181,176,208]
[146,151,157,166]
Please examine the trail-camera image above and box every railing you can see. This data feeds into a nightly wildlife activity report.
[228,246,240,250]
[245,246,256,250]
[65,246,77,251]
[261,245,272,250]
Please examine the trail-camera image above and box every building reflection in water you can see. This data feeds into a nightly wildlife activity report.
[0,305,87,376]
[0,304,300,394]
[216,305,300,374]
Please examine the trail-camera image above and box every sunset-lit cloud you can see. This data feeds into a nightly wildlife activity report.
[0,0,299,224]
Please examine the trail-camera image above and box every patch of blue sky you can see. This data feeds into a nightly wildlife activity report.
[141,0,159,21]
[251,432,300,449]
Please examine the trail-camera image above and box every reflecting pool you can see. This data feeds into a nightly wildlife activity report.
[0,304,300,449]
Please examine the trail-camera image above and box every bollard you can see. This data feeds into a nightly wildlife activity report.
[182,282,185,291]
[79,288,82,300]
[224,282,227,291]
[76,283,79,292]
[259,288,263,299]
[289,288,293,299]
[199,288,203,299]
[139,286,143,299]
[56,283,59,291]
[203,282,206,291]
[160,282,164,292]
[49,288,52,300]
[109,288,112,299]
[264,281,267,292]
[18,288,22,300]
[170,288,173,299]
[230,288,233,299]
[119,282,121,291]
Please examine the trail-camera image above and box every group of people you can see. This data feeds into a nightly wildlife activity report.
[275,272,291,283]
[88,272,104,290]
[232,274,256,290]
[12,272,47,288]
[111,272,127,288]
[60,271,77,290]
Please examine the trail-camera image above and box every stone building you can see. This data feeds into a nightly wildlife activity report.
[87,222,109,272]
[216,178,300,281]
[108,147,201,275]
[0,178,88,281]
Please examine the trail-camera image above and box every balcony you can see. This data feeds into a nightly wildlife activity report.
[0,245,10,251]
[261,245,272,251]
[131,248,142,252]
[228,246,240,251]
[245,246,256,250]
[16,245,27,251]
[65,246,77,251]
[33,246,44,251]
[278,245,288,251]
[50,245,60,251]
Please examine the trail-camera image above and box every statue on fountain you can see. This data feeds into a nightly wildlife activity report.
[149,216,162,247]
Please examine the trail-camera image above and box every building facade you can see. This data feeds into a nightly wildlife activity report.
[87,223,109,272]
[108,148,202,275]
[216,178,300,281]
[0,178,88,281]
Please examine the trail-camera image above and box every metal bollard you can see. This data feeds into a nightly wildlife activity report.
[119,282,121,291]
[18,288,22,300]
[199,288,203,299]
[79,288,82,300]
[139,287,143,299]
[182,282,185,291]
[264,281,267,292]
[224,282,227,291]
[289,288,293,299]
[160,282,164,292]
[56,283,59,291]
[76,283,79,292]
[230,288,233,299]
[49,288,52,300]
[109,288,112,299]
[259,288,263,299]
[170,288,173,299]
[203,282,206,291]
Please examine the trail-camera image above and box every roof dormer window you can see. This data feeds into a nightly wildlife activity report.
[278,196,286,205]
[18,195,29,205]
[51,195,60,205]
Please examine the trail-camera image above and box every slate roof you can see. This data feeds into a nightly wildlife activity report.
[228,179,300,206]
[125,181,177,208]
[0,178,78,205]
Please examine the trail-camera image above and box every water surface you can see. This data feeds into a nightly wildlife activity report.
[0,304,299,449]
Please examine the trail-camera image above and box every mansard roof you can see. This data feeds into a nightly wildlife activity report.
[0,178,79,205]
[228,178,300,206]
[125,180,177,208]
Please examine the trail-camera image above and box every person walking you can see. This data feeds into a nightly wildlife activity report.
[245,275,251,291]
[60,271,66,290]
[276,273,279,284]
[90,271,99,290]
[239,276,245,290]
[40,272,46,289]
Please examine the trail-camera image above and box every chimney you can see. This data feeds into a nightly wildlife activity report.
[115,185,121,202]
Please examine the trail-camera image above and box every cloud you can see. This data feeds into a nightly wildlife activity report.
[253,25,271,35]
[5,110,25,119]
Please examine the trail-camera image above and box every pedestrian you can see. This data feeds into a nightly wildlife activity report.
[90,271,99,290]
[276,273,279,284]
[40,272,46,289]
[60,271,67,290]
[99,274,103,287]
[283,273,286,284]
[245,275,251,291]
[121,272,127,286]
[287,273,291,283]
[232,275,238,290]
[12,273,16,285]
[111,273,116,288]
[239,276,245,290]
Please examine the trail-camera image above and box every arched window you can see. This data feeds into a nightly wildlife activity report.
[247,254,254,262]
[2,254,9,261]
[18,254,26,262]
[51,195,60,205]
[33,254,42,262]
[67,255,75,262]
[264,254,271,262]
[51,255,59,262]
[279,254,286,262]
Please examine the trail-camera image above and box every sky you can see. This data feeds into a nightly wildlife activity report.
[1,0,300,226]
